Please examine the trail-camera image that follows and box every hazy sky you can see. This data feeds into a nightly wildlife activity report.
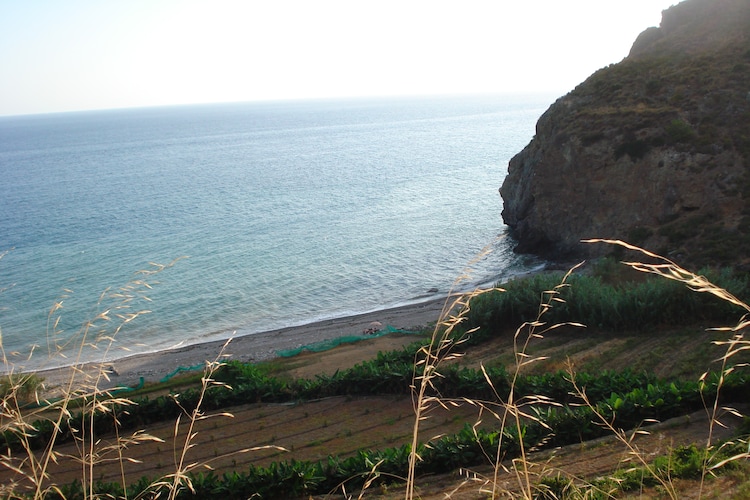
[0,0,679,116]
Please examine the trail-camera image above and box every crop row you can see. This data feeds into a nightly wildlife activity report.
[43,371,748,499]
[0,348,689,452]
[9,269,748,453]
[5,351,747,463]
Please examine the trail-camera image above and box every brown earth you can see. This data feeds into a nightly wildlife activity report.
[4,325,749,498]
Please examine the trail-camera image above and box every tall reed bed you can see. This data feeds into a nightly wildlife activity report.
[465,259,748,339]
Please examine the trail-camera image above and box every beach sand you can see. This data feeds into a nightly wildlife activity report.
[32,297,448,394]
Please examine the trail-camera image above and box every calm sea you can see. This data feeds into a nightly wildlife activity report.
[0,94,551,369]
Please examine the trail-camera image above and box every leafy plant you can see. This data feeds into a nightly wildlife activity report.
[666,118,696,143]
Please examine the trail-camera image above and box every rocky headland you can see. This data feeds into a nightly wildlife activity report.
[500,0,750,267]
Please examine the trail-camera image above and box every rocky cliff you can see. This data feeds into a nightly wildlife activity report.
[500,0,750,266]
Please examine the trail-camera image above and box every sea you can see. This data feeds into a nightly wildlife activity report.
[0,94,553,370]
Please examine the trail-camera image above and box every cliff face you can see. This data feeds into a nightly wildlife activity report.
[500,0,750,266]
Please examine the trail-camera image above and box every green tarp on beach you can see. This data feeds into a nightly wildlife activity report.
[276,325,421,358]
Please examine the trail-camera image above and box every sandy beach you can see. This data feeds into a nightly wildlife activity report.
[31,297,448,394]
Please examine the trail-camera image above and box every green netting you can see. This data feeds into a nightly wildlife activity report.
[26,326,421,408]
[276,325,422,358]
[159,364,205,383]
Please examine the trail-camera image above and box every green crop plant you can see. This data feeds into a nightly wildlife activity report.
[5,239,750,498]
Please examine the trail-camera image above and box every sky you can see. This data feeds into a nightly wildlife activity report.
[0,0,681,117]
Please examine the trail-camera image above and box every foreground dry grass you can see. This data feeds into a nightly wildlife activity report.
[4,244,750,498]
[11,395,472,487]
[4,326,747,498]
[359,409,746,500]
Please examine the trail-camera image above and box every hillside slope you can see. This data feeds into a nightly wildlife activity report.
[500,0,750,266]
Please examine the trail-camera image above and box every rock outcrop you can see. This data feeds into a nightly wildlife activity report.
[500,0,750,266]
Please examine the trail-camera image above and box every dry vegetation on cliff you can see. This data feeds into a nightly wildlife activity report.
[500,0,750,267]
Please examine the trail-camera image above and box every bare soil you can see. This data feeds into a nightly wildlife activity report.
[4,326,749,498]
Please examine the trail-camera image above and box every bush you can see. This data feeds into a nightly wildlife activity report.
[666,118,696,143]
[0,373,44,406]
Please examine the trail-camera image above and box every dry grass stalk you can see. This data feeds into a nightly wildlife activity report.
[408,239,750,499]
[583,238,750,498]
[567,361,679,500]
[406,243,502,500]
[406,266,585,499]
[334,458,406,500]
[146,336,286,500]
[406,286,498,500]
[1,256,285,499]
[0,259,178,499]
[484,263,585,499]
[406,246,585,499]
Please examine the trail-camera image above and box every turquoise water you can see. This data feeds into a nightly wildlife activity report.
[0,94,551,369]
